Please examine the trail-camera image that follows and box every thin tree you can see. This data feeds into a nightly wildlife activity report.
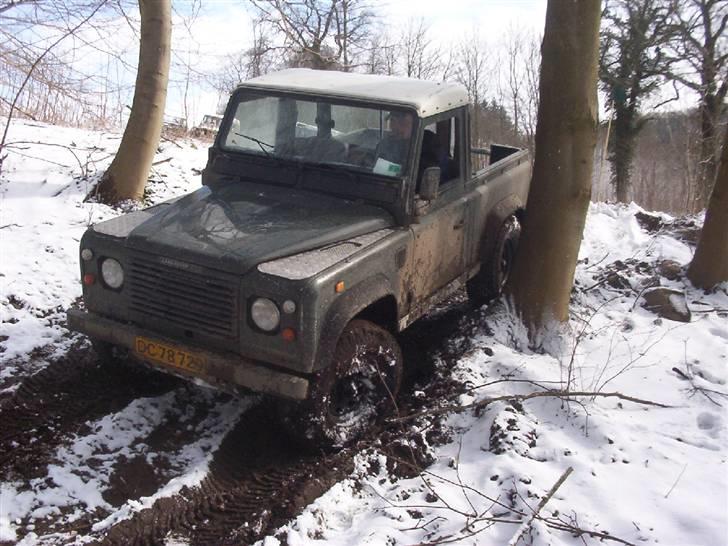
[667,0,727,209]
[361,28,398,75]
[454,30,490,146]
[246,19,276,78]
[688,124,728,288]
[599,0,677,203]
[332,0,374,70]
[249,0,374,70]
[173,0,202,130]
[507,0,602,336]
[520,32,541,151]
[94,0,171,204]
[0,0,107,172]
[400,17,442,80]
[502,26,525,143]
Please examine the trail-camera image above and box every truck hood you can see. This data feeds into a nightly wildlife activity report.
[115,184,395,275]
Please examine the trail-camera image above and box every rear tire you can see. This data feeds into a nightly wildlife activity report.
[278,319,403,451]
[467,215,521,306]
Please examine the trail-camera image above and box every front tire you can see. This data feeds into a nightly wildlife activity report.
[279,319,403,451]
[467,215,521,306]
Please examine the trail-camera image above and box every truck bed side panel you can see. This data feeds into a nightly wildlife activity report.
[465,151,531,269]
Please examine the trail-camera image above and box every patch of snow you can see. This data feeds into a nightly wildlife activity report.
[2,120,727,545]
[668,292,690,316]
[0,119,206,374]
[259,202,728,546]
[2,387,250,541]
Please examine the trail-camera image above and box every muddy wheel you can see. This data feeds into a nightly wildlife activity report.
[279,319,403,451]
[467,215,521,306]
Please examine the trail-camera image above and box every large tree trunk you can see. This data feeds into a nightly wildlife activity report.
[507,0,601,335]
[687,125,728,288]
[696,92,721,208]
[611,106,636,203]
[94,0,171,204]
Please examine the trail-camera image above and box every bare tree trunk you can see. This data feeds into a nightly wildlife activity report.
[688,125,728,288]
[667,0,727,211]
[94,0,171,204]
[507,0,601,335]
[612,105,637,203]
[697,91,722,205]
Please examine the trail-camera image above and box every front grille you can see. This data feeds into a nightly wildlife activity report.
[128,253,238,340]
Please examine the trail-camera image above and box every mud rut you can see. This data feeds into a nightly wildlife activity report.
[1,295,481,545]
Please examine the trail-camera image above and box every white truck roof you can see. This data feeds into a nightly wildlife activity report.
[239,68,469,118]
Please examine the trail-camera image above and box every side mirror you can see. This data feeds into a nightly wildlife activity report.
[419,167,440,201]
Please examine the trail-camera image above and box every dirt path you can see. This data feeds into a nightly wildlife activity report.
[98,402,355,545]
[0,345,179,483]
[1,294,481,545]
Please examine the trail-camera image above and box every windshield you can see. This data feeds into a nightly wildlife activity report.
[221,92,415,178]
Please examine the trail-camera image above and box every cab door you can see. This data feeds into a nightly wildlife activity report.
[405,110,469,308]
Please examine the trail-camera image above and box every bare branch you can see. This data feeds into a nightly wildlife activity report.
[390,390,672,424]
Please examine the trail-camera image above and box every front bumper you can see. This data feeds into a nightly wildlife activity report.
[67,309,309,400]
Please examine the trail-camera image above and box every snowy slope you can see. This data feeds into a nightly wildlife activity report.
[0,119,207,386]
[0,121,726,545]
[263,206,727,546]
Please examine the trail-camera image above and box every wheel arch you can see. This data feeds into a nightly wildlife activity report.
[314,274,398,372]
[481,194,525,265]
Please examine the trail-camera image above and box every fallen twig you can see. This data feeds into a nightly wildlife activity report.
[664,464,687,499]
[4,140,85,173]
[544,518,638,545]
[507,467,573,546]
[160,134,183,149]
[389,390,672,424]
[584,252,611,270]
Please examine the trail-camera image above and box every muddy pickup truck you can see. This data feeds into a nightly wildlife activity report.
[68,69,530,449]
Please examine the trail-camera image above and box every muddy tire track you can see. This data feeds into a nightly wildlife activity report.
[97,295,483,545]
[99,403,355,545]
[3,293,485,545]
[0,345,179,482]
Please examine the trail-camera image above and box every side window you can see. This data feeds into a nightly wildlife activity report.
[419,115,461,191]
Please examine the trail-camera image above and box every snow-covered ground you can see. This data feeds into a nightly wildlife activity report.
[272,205,727,546]
[0,120,207,382]
[1,120,726,545]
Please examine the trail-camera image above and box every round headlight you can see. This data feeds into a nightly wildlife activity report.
[251,298,280,332]
[101,258,124,289]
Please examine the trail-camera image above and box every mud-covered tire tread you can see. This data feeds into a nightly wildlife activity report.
[467,215,521,306]
[278,319,403,451]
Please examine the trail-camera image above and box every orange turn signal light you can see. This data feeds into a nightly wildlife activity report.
[281,328,296,342]
[83,273,95,286]
[335,281,345,293]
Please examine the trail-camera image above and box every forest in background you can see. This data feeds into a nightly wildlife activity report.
[0,0,725,214]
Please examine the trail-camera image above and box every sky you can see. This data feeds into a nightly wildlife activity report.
[162,0,549,124]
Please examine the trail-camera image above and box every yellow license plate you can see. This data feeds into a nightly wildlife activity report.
[134,337,208,375]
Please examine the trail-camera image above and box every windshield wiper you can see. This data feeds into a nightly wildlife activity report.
[234,132,274,157]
